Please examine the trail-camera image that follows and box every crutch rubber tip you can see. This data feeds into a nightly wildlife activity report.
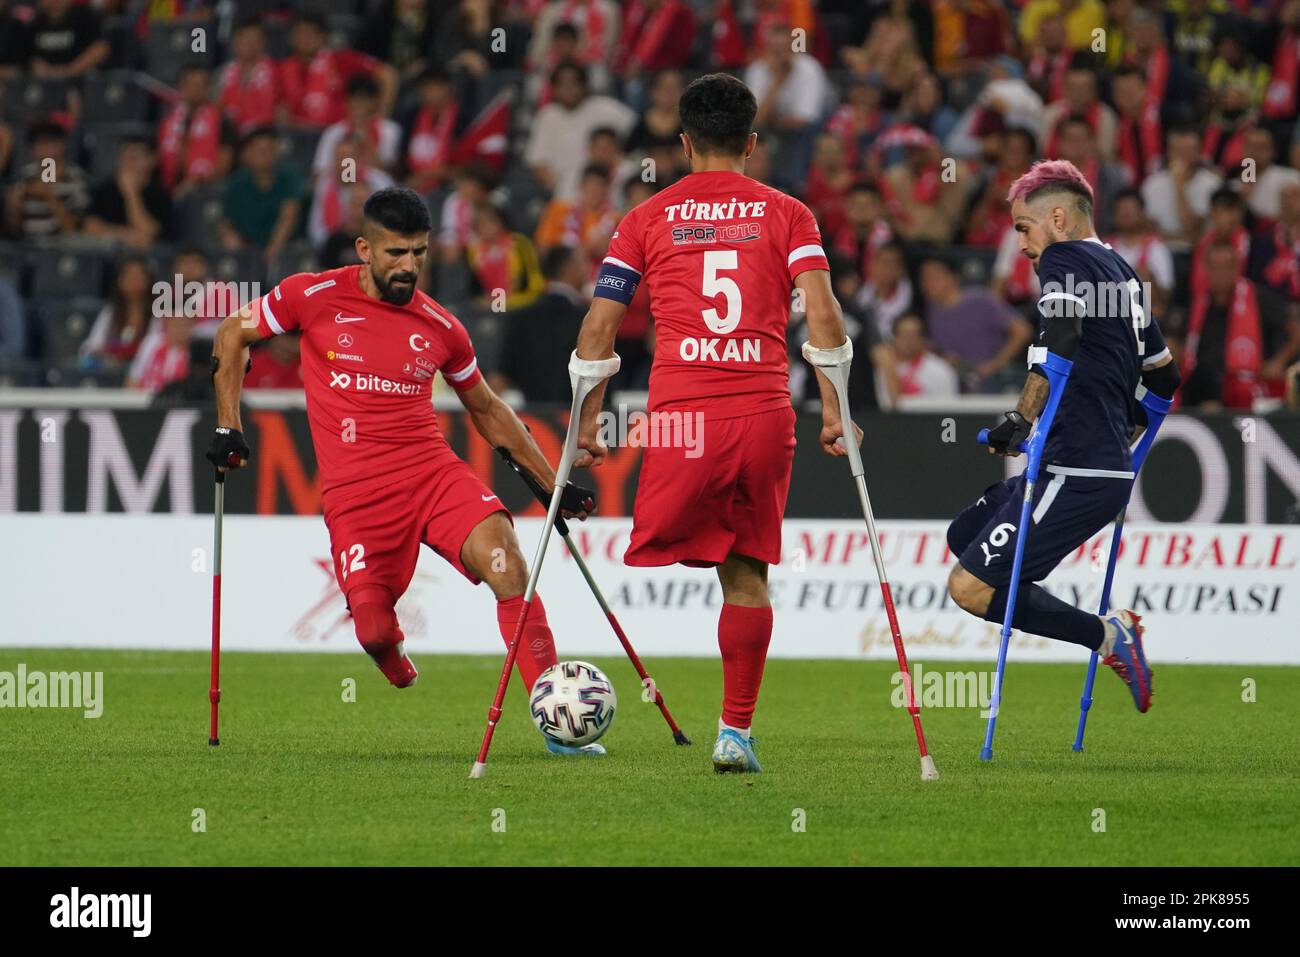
[1071,744,1084,752]
[209,738,220,746]
[469,762,487,779]
[920,755,939,780]
[673,730,691,746]
[979,748,993,761]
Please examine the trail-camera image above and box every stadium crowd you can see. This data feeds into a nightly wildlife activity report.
[0,0,1299,411]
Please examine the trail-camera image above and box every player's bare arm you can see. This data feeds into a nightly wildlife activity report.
[572,295,627,469]
[456,377,593,520]
[208,303,263,470]
[795,268,862,457]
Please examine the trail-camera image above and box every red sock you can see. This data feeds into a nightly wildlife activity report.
[496,593,558,694]
[718,603,773,729]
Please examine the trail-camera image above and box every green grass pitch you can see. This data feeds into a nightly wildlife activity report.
[2,648,1297,866]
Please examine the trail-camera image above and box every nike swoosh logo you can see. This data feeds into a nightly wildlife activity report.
[335,313,366,323]
[481,494,498,502]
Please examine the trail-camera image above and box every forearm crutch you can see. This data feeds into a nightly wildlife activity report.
[469,351,621,779]
[209,451,240,746]
[975,351,1073,762]
[494,445,691,745]
[1071,387,1173,751]
[802,339,939,781]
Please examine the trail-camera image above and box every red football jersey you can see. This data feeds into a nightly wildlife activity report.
[602,169,829,417]
[251,266,482,500]
[218,57,279,133]
[278,49,378,127]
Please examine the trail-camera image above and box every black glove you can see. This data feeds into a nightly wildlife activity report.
[985,411,1032,456]
[206,427,250,469]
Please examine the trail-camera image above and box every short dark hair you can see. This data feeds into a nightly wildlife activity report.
[363,187,432,235]
[346,73,380,99]
[1210,186,1244,211]
[589,126,621,146]
[553,22,579,42]
[1005,126,1038,155]
[551,60,588,90]
[239,125,278,151]
[541,244,579,280]
[295,11,327,32]
[679,73,757,156]
[234,15,264,33]
[27,121,66,143]
[581,162,611,183]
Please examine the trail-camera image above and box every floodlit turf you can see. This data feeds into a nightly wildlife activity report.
[1,648,1297,866]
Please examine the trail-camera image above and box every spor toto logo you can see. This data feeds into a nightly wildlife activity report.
[409,333,431,352]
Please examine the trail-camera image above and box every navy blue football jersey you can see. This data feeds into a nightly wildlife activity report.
[1033,237,1170,472]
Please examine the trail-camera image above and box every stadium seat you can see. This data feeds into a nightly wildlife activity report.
[208,249,267,289]
[81,72,150,125]
[144,19,217,85]
[2,77,71,120]
[0,357,41,388]
[173,183,228,249]
[268,242,322,285]
[29,250,106,301]
[38,297,106,368]
[279,129,322,175]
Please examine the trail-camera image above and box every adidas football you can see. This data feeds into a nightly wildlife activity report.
[529,661,617,746]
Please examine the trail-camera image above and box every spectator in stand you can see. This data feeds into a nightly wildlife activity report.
[1040,58,1117,162]
[219,127,305,264]
[963,124,1036,248]
[1189,187,1257,297]
[80,257,153,370]
[127,311,194,394]
[489,244,588,402]
[1202,76,1257,175]
[524,60,635,200]
[803,133,855,241]
[356,0,440,86]
[167,248,225,339]
[157,65,235,197]
[217,17,280,136]
[897,72,958,147]
[534,163,618,275]
[840,0,927,95]
[309,131,395,247]
[833,182,894,287]
[1024,11,1073,105]
[1050,114,1130,234]
[824,77,890,170]
[880,130,971,243]
[890,312,959,400]
[992,221,1042,311]
[920,255,1033,392]
[747,20,832,141]
[625,69,683,162]
[436,0,529,100]
[615,0,697,83]
[526,1,620,101]
[312,73,403,181]
[1019,0,1106,52]
[1141,125,1223,251]
[1111,64,1163,185]
[279,12,396,130]
[1264,0,1300,128]
[585,127,635,208]
[1122,7,1182,107]
[1258,181,1300,301]
[83,136,172,249]
[1107,189,1176,317]
[0,0,108,80]
[246,333,303,390]
[400,67,462,196]
[930,0,1014,78]
[1205,29,1269,111]
[1178,240,1300,408]
[5,121,89,239]
[321,187,368,269]
[439,164,494,264]
[855,240,915,344]
[465,201,545,310]
[1170,0,1225,78]
[1235,126,1300,223]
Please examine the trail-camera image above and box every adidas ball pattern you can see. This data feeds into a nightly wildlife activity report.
[529,661,617,746]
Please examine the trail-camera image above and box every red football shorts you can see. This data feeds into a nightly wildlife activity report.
[625,405,796,568]
[323,454,509,605]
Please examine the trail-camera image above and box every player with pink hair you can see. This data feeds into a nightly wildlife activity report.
[943,158,1182,713]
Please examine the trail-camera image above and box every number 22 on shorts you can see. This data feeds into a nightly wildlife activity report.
[339,543,366,581]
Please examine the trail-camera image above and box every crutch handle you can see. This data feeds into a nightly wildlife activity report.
[976,428,1030,454]
[495,446,570,536]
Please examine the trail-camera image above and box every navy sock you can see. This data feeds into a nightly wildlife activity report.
[984,583,1104,650]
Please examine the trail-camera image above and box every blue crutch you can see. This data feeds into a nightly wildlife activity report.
[975,351,1073,762]
[1070,386,1173,751]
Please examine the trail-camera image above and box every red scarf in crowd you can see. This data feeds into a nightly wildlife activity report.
[1181,277,1264,408]
[619,0,684,72]
[218,56,277,133]
[1265,28,1300,119]
[1006,243,1037,302]
[1116,101,1163,183]
[1124,43,1170,105]
[158,102,222,189]
[136,339,190,393]
[1191,225,1250,296]
[713,0,748,68]
[1029,50,1071,103]
[897,354,929,396]
[1263,221,1300,298]
[406,103,458,175]
[1202,121,1250,172]
[471,233,514,297]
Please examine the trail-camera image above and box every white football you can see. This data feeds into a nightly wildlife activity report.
[529,661,617,746]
